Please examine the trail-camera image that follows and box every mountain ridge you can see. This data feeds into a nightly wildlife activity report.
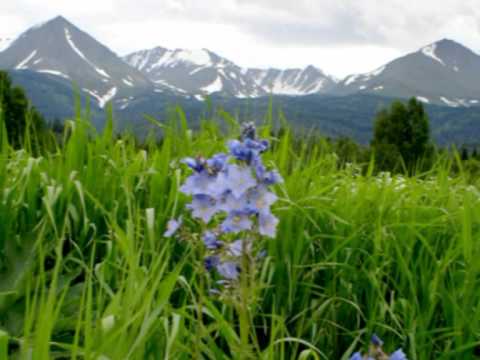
[0,16,156,108]
[1,15,480,146]
[2,16,480,108]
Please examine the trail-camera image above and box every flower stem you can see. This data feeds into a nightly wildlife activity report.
[239,238,251,358]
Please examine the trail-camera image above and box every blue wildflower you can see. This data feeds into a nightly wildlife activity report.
[205,255,220,271]
[221,210,254,234]
[180,122,280,289]
[252,157,282,185]
[217,191,249,213]
[216,261,240,280]
[244,138,269,153]
[262,169,284,185]
[164,217,182,237]
[187,194,218,223]
[203,231,223,250]
[349,353,363,360]
[180,172,214,196]
[371,334,384,347]
[253,158,266,179]
[222,164,257,199]
[258,211,279,238]
[351,334,408,360]
[228,140,257,164]
[389,349,407,360]
[182,157,206,173]
[246,186,278,213]
[206,153,229,173]
[228,239,252,257]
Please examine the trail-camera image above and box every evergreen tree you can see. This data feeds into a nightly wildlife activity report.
[460,147,470,161]
[371,98,431,172]
[0,70,45,146]
[472,148,479,160]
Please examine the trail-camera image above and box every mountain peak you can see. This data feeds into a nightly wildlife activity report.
[435,38,462,46]
[43,15,77,29]
[422,38,473,54]
[0,15,152,108]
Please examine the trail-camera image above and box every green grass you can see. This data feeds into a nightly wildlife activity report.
[0,108,479,359]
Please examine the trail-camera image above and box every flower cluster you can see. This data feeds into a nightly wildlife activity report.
[166,122,282,286]
[350,334,407,360]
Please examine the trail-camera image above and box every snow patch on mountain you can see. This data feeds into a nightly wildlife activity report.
[154,79,187,94]
[122,78,134,87]
[98,87,117,108]
[65,28,110,78]
[202,76,223,93]
[16,50,37,69]
[175,49,212,66]
[362,66,385,80]
[422,44,445,65]
[82,87,117,108]
[343,65,385,87]
[344,74,360,86]
[416,96,430,103]
[440,97,471,107]
[37,69,70,79]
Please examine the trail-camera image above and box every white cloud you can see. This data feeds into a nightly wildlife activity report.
[0,0,479,77]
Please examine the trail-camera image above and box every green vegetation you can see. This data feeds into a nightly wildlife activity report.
[0,100,479,359]
[0,79,479,359]
[371,98,432,173]
[0,71,46,148]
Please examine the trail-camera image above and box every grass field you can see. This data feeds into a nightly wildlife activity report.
[0,108,479,359]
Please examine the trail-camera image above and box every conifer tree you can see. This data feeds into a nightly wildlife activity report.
[371,98,431,172]
[0,70,45,146]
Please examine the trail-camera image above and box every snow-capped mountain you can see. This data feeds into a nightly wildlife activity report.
[246,66,337,95]
[124,47,337,97]
[3,15,480,111]
[334,39,480,107]
[124,47,264,97]
[0,37,13,52]
[0,16,153,108]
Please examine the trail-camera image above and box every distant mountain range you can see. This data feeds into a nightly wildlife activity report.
[123,47,337,98]
[1,16,480,144]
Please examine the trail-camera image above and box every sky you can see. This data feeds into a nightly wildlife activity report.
[1,0,480,78]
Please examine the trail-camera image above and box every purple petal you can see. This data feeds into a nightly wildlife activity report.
[205,256,220,271]
[164,217,182,237]
[221,210,253,234]
[224,164,257,199]
[228,239,252,257]
[187,194,218,223]
[371,334,384,347]
[389,349,407,360]
[203,231,223,250]
[182,157,205,172]
[349,353,363,360]
[258,211,279,238]
[216,261,240,280]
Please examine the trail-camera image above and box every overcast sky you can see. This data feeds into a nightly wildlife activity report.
[1,0,480,78]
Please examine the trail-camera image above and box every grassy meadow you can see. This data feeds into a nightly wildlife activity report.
[0,108,480,359]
